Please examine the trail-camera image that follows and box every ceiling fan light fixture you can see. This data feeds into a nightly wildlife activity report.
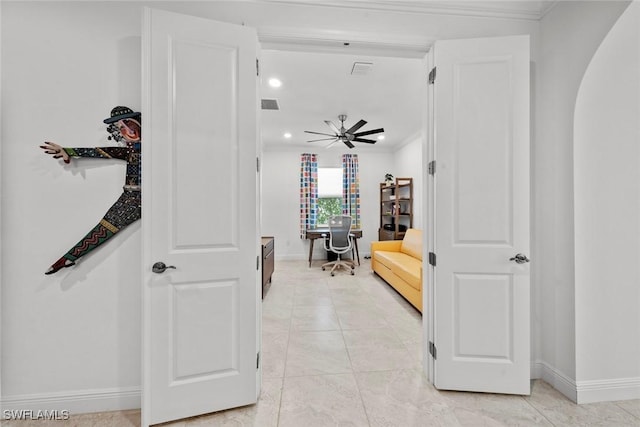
[284,132,292,139]
[377,135,385,140]
[305,115,384,149]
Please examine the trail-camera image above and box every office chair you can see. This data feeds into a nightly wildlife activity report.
[321,215,355,276]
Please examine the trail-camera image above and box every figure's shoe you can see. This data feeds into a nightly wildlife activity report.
[45,257,75,275]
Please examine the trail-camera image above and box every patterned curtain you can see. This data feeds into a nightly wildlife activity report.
[300,153,318,239]
[342,154,360,229]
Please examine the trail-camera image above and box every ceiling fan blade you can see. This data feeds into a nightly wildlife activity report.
[353,128,384,137]
[343,139,355,149]
[345,119,367,134]
[325,139,340,148]
[307,137,337,142]
[304,130,336,137]
[353,137,377,144]
[324,120,341,135]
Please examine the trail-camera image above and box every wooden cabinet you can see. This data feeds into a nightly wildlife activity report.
[379,178,413,240]
[261,236,274,299]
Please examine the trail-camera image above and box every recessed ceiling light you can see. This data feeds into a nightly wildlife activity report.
[378,135,385,140]
[284,132,292,139]
[268,78,282,88]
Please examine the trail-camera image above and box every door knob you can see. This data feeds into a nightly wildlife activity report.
[509,253,530,264]
[152,262,177,273]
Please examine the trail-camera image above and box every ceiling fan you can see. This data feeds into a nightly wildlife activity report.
[304,114,384,149]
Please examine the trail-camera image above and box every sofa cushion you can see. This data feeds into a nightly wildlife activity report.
[400,229,422,261]
[374,251,422,291]
[373,249,394,270]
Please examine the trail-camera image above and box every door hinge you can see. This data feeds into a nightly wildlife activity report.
[257,255,260,270]
[428,160,436,175]
[256,58,260,77]
[257,157,260,173]
[428,67,436,85]
[428,341,437,360]
[429,252,436,266]
[256,352,260,369]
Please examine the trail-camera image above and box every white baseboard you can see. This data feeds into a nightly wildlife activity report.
[532,360,578,402]
[576,377,640,404]
[531,360,640,404]
[530,360,542,379]
[1,387,141,415]
[275,254,306,261]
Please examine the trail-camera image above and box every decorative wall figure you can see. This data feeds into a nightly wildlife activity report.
[40,106,141,275]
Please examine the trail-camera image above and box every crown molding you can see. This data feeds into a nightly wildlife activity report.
[396,130,424,150]
[256,0,552,21]
[539,0,559,18]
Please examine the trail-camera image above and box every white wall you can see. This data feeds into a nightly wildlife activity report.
[535,0,631,400]
[261,136,423,262]
[573,2,640,403]
[393,135,424,231]
[262,147,394,261]
[1,0,545,415]
[1,1,143,411]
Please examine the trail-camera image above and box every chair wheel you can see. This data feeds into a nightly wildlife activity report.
[331,272,335,276]
[350,271,355,275]
[322,267,325,271]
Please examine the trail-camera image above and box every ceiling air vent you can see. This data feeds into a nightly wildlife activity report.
[351,62,373,76]
[261,99,280,110]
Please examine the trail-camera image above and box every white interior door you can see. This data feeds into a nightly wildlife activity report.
[142,8,260,426]
[432,35,530,394]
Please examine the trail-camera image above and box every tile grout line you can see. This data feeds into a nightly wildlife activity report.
[334,275,374,427]
[273,274,296,427]
[520,388,559,427]
[615,402,640,421]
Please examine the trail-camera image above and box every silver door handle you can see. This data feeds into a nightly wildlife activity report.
[152,262,177,273]
[509,254,530,264]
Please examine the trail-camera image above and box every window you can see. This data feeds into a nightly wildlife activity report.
[317,167,342,226]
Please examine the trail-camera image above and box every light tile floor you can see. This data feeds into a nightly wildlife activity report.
[6,259,640,426]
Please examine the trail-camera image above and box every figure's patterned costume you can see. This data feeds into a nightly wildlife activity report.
[60,145,141,263]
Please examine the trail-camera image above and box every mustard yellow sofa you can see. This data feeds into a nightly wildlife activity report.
[371,229,423,312]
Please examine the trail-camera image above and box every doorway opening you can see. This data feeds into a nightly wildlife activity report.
[258,45,432,378]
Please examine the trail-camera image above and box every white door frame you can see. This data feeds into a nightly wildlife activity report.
[424,48,436,383]
[258,28,432,59]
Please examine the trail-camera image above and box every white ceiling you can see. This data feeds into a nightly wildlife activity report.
[258,1,557,151]
[260,49,426,151]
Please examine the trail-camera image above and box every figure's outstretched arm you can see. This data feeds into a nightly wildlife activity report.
[40,142,129,163]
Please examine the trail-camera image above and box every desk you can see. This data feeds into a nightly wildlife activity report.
[261,237,274,299]
[306,228,362,267]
